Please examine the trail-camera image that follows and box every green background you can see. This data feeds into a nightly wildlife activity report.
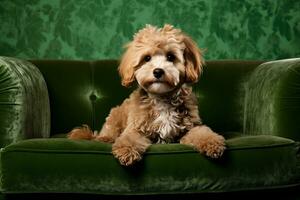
[0,0,299,60]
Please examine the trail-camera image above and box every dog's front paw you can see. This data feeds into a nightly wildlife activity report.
[199,134,226,158]
[180,126,226,158]
[112,146,142,166]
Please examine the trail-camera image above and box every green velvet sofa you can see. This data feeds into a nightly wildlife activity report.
[0,56,299,199]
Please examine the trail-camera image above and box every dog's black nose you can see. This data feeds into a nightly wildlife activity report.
[153,68,164,79]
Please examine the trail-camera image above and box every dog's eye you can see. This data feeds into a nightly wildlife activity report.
[144,55,151,62]
[166,53,176,62]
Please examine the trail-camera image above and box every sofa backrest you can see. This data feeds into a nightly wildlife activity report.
[195,60,264,134]
[30,60,263,136]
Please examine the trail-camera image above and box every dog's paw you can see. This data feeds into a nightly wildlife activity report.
[200,134,226,158]
[112,146,142,166]
[180,126,226,158]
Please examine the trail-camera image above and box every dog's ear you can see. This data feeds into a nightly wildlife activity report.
[118,44,138,87]
[183,35,204,83]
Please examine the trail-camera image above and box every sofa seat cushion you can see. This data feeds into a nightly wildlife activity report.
[0,135,299,194]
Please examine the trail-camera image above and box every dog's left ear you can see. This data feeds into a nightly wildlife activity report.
[118,44,137,87]
[183,36,204,83]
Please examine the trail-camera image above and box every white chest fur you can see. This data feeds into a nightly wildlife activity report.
[152,100,183,143]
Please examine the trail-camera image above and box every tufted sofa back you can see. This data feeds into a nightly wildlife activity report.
[30,60,263,136]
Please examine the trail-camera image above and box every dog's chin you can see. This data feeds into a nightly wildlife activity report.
[143,81,176,94]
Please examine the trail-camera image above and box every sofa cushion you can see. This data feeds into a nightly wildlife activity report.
[0,135,299,194]
[29,60,264,136]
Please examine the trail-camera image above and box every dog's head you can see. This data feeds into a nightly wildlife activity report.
[118,24,204,94]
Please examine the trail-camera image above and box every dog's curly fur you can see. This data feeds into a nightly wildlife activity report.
[68,24,226,166]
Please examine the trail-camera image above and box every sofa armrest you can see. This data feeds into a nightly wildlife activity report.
[243,58,300,141]
[0,57,50,147]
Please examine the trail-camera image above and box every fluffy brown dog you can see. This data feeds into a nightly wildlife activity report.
[68,24,226,166]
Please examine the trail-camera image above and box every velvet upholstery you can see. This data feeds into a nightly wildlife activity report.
[243,58,300,141]
[0,57,50,147]
[29,59,265,135]
[0,57,299,196]
[0,136,298,194]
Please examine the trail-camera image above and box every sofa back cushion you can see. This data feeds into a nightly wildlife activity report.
[31,60,263,135]
[30,60,131,135]
[194,60,264,133]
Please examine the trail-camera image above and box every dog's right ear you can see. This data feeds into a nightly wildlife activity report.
[118,43,138,87]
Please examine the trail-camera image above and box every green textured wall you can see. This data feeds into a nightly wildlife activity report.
[0,0,299,60]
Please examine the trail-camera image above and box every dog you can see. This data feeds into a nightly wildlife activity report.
[68,24,226,166]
